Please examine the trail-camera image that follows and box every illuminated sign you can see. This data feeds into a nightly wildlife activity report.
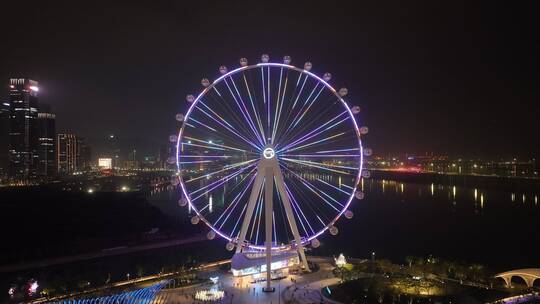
[98,158,112,169]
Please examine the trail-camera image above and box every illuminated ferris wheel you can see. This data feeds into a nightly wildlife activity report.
[173,54,370,279]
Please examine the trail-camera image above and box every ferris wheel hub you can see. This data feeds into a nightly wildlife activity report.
[262,147,275,159]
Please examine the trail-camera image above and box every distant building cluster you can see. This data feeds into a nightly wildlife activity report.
[0,78,174,185]
[0,78,91,184]
[369,154,538,178]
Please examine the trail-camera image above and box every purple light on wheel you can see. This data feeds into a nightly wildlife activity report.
[175,59,366,251]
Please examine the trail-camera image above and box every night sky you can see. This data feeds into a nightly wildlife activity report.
[1,1,538,159]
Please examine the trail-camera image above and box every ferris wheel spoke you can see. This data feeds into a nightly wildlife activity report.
[285,176,329,232]
[281,154,361,158]
[203,167,256,224]
[212,86,223,97]
[191,162,257,200]
[218,77,263,146]
[215,174,256,229]
[272,72,305,147]
[235,167,265,250]
[300,178,344,210]
[272,70,289,145]
[243,74,266,142]
[223,77,265,147]
[279,82,320,139]
[250,186,265,244]
[291,74,309,110]
[208,86,260,149]
[267,66,271,133]
[197,101,233,128]
[278,111,349,152]
[270,68,284,144]
[291,86,325,129]
[277,84,327,146]
[230,203,247,239]
[341,183,354,190]
[212,170,255,229]
[315,148,360,154]
[281,165,344,212]
[316,178,351,195]
[184,159,257,184]
[275,96,340,150]
[183,115,253,154]
[196,101,261,151]
[178,160,214,165]
[183,136,256,154]
[280,132,348,154]
[206,84,262,144]
[187,117,218,132]
[284,182,314,236]
[280,158,352,176]
[281,157,357,172]
[228,75,266,145]
[191,166,255,202]
[260,66,269,137]
[179,155,234,158]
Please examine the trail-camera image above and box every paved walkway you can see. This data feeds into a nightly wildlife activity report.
[283,277,341,304]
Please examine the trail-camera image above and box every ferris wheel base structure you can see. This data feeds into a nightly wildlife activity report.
[231,249,303,288]
[234,146,310,290]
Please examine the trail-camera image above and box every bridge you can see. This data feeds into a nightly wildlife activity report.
[494,269,540,288]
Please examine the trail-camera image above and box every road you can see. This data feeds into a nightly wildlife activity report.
[0,234,208,273]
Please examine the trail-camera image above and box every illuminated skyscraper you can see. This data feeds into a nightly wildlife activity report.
[8,79,40,180]
[37,104,56,177]
[57,133,77,175]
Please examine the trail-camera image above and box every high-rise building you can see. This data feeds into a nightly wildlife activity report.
[106,134,121,168]
[0,101,10,178]
[76,137,91,171]
[158,144,172,169]
[8,79,40,180]
[57,133,77,175]
[37,104,56,177]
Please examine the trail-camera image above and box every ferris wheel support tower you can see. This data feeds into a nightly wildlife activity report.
[235,146,309,291]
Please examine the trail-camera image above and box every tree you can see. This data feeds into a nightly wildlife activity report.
[405,256,414,268]
[136,265,145,278]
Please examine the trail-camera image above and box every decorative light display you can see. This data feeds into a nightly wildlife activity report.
[195,289,225,301]
[47,280,169,304]
[174,54,370,288]
[335,253,347,267]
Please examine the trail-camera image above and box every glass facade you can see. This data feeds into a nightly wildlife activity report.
[8,79,39,180]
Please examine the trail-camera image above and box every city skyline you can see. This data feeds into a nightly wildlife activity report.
[0,2,538,159]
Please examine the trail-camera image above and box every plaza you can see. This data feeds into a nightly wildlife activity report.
[155,257,341,304]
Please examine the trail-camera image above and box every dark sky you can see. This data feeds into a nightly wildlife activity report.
[1,1,538,159]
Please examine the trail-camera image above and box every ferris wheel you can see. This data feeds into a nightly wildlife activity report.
[173,54,370,276]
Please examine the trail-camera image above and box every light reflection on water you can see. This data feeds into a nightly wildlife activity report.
[149,174,540,268]
[150,174,540,219]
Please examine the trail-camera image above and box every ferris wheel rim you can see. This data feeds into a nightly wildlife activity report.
[176,62,364,250]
